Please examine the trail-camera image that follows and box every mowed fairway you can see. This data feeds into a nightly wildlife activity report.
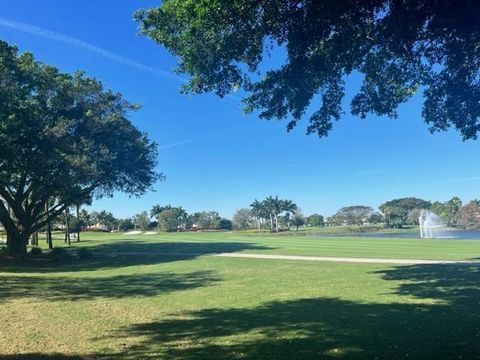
[1,232,480,359]
[39,230,480,261]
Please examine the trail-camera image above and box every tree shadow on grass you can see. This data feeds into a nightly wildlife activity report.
[58,263,478,359]
[0,270,219,302]
[3,264,479,359]
[0,355,86,360]
[0,241,272,273]
[97,293,480,360]
[375,263,480,308]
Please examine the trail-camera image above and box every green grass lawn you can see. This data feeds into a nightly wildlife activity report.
[33,230,480,260]
[1,232,479,359]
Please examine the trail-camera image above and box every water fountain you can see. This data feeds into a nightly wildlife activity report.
[418,210,446,238]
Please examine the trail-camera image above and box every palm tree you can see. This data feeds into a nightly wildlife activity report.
[282,200,298,229]
[263,196,283,232]
[273,196,284,232]
[150,204,163,219]
[250,199,263,230]
[262,197,274,231]
[150,204,173,229]
[97,210,116,231]
[73,195,92,242]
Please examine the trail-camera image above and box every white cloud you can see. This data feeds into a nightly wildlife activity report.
[0,17,182,81]
[158,139,196,150]
[159,128,237,150]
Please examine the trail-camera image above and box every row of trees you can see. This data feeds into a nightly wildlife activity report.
[237,197,480,230]
[229,196,324,231]
[148,206,232,232]
[235,199,392,231]
[326,206,382,227]
[378,197,480,229]
[50,196,480,237]
[30,195,480,242]
[249,196,299,232]
[323,197,480,230]
[55,206,234,233]
[233,207,325,231]
[157,208,232,232]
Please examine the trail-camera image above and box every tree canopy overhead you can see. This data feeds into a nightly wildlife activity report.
[0,40,159,256]
[136,0,480,139]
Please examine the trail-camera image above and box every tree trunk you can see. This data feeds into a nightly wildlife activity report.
[47,222,53,249]
[6,232,28,257]
[76,205,81,242]
[64,208,71,245]
[274,214,279,232]
[29,232,38,246]
[45,202,53,249]
[31,231,39,246]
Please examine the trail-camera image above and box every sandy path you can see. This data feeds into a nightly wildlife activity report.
[213,253,480,265]
[99,250,480,265]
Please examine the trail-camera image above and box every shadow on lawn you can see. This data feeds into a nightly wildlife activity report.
[0,355,86,360]
[0,270,219,302]
[3,264,480,359]
[7,263,477,360]
[0,240,272,273]
[377,263,480,305]
[8,264,480,360]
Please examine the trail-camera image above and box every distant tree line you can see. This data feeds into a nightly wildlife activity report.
[242,196,480,230]
[38,196,480,237]
[230,196,320,232]
[52,205,234,233]
[323,197,480,230]
[373,196,480,230]
[378,196,480,229]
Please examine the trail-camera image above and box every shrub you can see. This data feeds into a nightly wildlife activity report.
[48,247,72,262]
[77,248,94,260]
[29,246,42,256]
[219,218,233,230]
[83,228,110,232]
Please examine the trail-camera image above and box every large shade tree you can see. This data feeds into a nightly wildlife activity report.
[307,213,325,227]
[0,41,159,256]
[380,198,431,214]
[380,197,431,227]
[159,207,188,232]
[331,206,374,226]
[133,211,151,231]
[457,201,480,230]
[136,1,480,139]
[232,208,253,230]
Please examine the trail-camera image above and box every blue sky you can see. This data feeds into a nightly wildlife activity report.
[1,0,480,218]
